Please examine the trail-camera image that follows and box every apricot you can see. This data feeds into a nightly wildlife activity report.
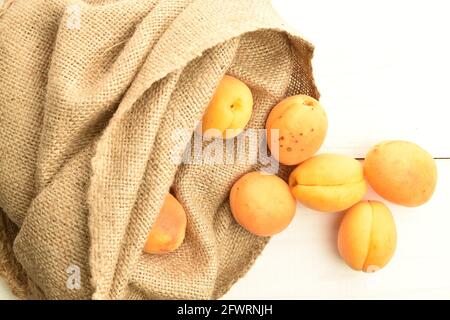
[200,75,253,139]
[144,193,187,254]
[364,141,437,207]
[338,201,397,273]
[230,171,296,237]
[266,95,328,165]
[289,154,367,213]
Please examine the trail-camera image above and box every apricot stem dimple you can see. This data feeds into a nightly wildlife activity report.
[290,176,300,189]
[303,100,315,107]
[366,265,380,273]
[231,99,242,110]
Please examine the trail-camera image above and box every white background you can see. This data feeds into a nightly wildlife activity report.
[1,0,450,299]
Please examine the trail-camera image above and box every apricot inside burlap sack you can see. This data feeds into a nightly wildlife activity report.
[0,0,318,299]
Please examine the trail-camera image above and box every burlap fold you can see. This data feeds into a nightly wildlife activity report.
[0,0,318,299]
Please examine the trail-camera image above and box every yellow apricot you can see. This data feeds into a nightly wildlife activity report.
[144,193,187,254]
[289,154,367,213]
[266,95,328,165]
[230,171,296,237]
[364,141,437,207]
[338,201,397,272]
[201,75,253,139]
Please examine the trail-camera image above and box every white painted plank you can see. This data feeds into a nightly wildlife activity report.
[223,160,450,299]
[272,0,450,158]
[0,277,17,300]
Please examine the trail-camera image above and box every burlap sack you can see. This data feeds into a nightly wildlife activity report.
[0,0,318,299]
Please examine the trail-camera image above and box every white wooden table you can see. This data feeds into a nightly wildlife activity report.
[224,0,450,300]
[1,0,450,300]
